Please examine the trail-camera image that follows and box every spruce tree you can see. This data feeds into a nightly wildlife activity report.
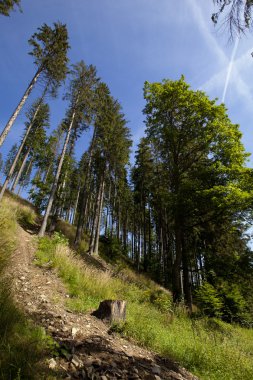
[0,0,21,16]
[0,100,49,201]
[0,22,69,147]
[38,61,99,237]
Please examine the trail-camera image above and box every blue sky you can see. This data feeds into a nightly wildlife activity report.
[1,0,253,167]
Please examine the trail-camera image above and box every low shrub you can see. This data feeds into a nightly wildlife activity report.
[195,282,223,317]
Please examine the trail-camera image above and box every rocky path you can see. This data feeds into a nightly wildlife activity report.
[9,226,199,380]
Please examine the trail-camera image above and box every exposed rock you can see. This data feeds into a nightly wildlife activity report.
[71,327,79,337]
[48,358,57,369]
[152,365,161,375]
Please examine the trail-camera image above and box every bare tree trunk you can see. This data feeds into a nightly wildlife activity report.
[89,176,104,255]
[0,125,34,201]
[172,223,183,303]
[75,126,97,245]
[105,181,111,237]
[38,109,76,237]
[15,156,33,197]
[0,68,42,147]
[71,185,80,225]
[11,148,31,192]
[93,177,105,255]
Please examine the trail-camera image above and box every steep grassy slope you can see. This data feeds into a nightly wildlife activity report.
[35,230,253,380]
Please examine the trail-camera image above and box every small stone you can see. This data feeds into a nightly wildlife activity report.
[170,371,184,380]
[72,327,79,337]
[92,358,102,367]
[71,355,83,368]
[152,365,161,375]
[101,376,108,380]
[85,366,94,376]
[48,358,57,369]
[20,276,26,281]
[83,357,94,366]
[62,326,68,332]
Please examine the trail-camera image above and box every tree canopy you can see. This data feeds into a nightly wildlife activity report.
[0,0,21,16]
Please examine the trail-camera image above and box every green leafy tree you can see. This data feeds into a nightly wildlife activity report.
[143,76,253,308]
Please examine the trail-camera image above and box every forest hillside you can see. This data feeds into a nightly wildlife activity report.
[1,4,253,379]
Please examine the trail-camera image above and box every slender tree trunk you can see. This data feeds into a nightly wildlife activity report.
[172,223,183,303]
[104,181,111,236]
[74,126,97,245]
[0,82,49,200]
[38,109,76,237]
[14,155,33,196]
[43,162,52,183]
[0,67,42,147]
[17,184,23,196]
[71,185,80,225]
[11,148,31,192]
[93,177,105,255]
[116,200,120,240]
[89,175,104,255]
[0,129,34,201]
[89,193,99,254]
[182,239,192,311]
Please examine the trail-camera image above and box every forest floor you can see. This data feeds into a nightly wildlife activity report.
[8,224,199,380]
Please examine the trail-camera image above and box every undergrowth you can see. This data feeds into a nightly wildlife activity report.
[35,232,253,380]
[0,198,55,379]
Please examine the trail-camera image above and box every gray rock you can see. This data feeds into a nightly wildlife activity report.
[152,365,161,375]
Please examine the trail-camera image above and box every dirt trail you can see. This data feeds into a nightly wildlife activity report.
[9,226,198,380]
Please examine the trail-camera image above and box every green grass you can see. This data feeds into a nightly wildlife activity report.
[35,232,253,380]
[0,198,56,379]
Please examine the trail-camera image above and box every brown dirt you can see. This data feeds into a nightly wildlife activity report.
[9,226,199,380]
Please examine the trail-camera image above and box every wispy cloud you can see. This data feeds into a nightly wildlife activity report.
[201,48,253,108]
[188,0,253,108]
[185,0,227,66]
[222,36,239,102]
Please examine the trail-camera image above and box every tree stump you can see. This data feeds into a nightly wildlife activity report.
[92,300,126,323]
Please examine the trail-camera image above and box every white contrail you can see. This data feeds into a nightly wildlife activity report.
[222,37,239,102]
